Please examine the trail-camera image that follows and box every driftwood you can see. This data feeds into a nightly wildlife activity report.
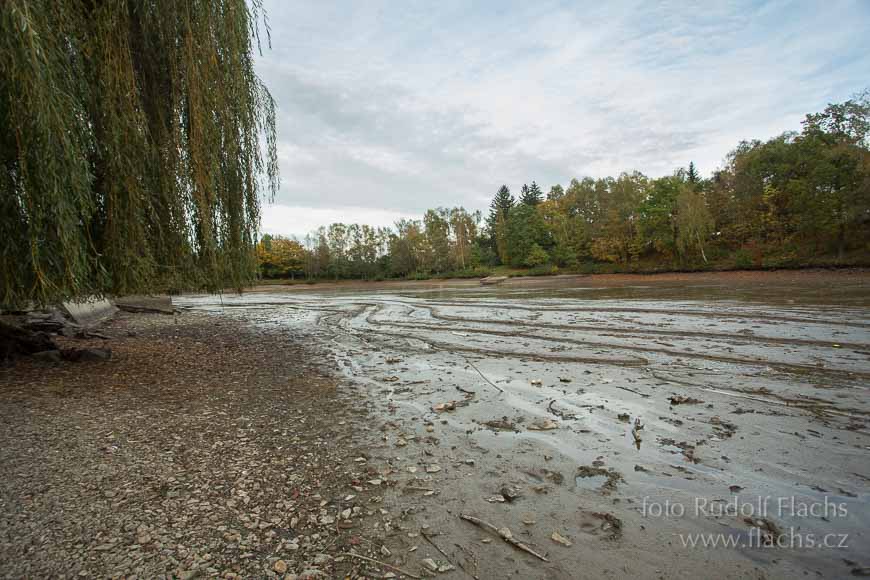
[459,514,548,562]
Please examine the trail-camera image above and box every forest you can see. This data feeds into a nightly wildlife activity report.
[257,94,870,281]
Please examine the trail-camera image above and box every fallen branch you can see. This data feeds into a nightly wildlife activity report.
[615,385,650,398]
[459,514,548,562]
[547,399,577,420]
[463,356,504,393]
[340,552,421,579]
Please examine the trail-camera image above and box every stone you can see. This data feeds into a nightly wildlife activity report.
[32,350,62,363]
[273,560,288,574]
[312,554,331,565]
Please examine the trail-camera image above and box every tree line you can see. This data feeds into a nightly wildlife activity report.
[258,93,870,280]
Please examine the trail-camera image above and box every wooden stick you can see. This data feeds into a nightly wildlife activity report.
[340,552,421,579]
[463,357,504,393]
[421,530,479,580]
[615,385,650,398]
[459,514,548,562]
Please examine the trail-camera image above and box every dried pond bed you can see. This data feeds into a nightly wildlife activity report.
[2,270,868,579]
[178,271,870,579]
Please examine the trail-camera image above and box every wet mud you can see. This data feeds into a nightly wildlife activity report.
[179,272,870,579]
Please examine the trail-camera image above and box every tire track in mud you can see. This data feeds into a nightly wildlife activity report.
[415,305,869,351]
[359,326,649,367]
[330,303,869,421]
[408,299,870,329]
[359,303,870,382]
[315,304,647,367]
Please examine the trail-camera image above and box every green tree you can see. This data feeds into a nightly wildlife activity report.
[505,204,549,267]
[686,162,699,186]
[547,184,565,201]
[521,181,543,205]
[487,185,514,264]
[676,186,714,263]
[0,0,278,308]
[524,243,550,267]
[423,209,452,273]
[448,208,480,270]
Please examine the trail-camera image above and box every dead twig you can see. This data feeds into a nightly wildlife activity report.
[459,514,548,562]
[615,385,650,398]
[547,399,577,420]
[340,552,421,579]
[422,530,479,579]
[463,357,504,393]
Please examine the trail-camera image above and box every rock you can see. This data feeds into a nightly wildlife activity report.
[274,560,288,574]
[32,350,62,363]
[61,347,112,362]
[421,558,438,572]
[312,554,331,565]
[551,531,572,546]
[78,348,112,361]
[499,485,522,502]
[528,418,558,431]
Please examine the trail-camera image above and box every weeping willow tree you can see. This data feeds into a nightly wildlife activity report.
[0,0,278,309]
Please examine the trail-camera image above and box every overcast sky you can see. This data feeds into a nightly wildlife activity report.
[255,0,870,238]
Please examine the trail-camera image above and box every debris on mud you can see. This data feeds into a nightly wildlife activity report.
[432,392,474,413]
[481,416,521,431]
[459,514,549,562]
[582,511,623,540]
[551,530,573,546]
[547,399,577,419]
[659,437,701,463]
[669,395,703,405]
[499,485,523,502]
[575,465,624,493]
[528,417,559,430]
[743,517,783,546]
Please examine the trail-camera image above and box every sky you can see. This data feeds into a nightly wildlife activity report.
[255,0,870,239]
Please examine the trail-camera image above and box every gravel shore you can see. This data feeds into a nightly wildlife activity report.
[0,311,388,579]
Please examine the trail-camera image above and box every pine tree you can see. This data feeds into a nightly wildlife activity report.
[487,185,515,228]
[487,185,514,264]
[687,162,699,185]
[521,181,543,205]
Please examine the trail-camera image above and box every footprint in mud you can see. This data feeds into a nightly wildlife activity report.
[575,465,624,494]
[577,510,623,541]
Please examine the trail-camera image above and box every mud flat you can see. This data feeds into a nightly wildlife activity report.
[178,270,870,579]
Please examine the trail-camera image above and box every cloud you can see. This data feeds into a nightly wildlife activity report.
[261,204,417,239]
[255,0,870,231]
